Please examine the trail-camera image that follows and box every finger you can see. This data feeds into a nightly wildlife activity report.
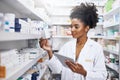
[40,40,45,48]
[45,39,48,46]
[65,61,77,72]
[66,60,76,66]
[66,62,76,72]
[46,39,51,46]
[40,39,47,48]
[70,61,76,65]
[39,38,45,44]
[76,63,83,68]
[76,63,85,74]
[69,61,77,66]
[69,66,76,72]
[39,38,44,44]
[39,38,43,41]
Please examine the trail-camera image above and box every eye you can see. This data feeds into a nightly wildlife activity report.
[75,25,79,29]
[70,24,80,29]
[74,24,80,29]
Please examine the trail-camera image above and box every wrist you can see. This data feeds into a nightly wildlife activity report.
[47,50,53,59]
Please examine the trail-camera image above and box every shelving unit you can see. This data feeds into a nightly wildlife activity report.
[0,0,119,79]
[38,66,48,80]
[90,6,120,79]
[103,6,120,79]
[1,54,46,80]
[0,0,48,80]
[0,0,40,20]
[0,0,50,24]
[106,63,119,73]
[103,22,119,28]
[0,31,41,41]
[103,48,119,56]
[104,6,120,19]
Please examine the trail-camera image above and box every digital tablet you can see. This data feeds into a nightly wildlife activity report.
[54,53,75,67]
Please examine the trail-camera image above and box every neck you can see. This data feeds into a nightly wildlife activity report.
[77,35,87,45]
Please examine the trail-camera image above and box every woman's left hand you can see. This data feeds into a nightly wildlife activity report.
[65,60,87,77]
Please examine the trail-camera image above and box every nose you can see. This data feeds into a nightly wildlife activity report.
[71,27,75,32]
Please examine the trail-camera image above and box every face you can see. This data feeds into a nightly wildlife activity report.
[71,18,89,38]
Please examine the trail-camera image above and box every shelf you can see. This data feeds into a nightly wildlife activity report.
[106,63,119,73]
[1,54,44,80]
[103,48,119,56]
[103,22,119,28]
[103,36,117,40]
[38,66,47,80]
[52,36,73,38]
[114,36,120,39]
[52,22,71,26]
[97,22,103,26]
[104,7,120,18]
[52,36,120,40]
[103,36,120,40]
[0,0,50,24]
[88,35,120,40]
[88,36,104,38]
[0,31,41,41]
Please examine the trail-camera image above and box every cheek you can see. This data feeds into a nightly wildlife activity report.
[77,28,85,34]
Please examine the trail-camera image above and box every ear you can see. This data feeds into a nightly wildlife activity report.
[85,26,90,32]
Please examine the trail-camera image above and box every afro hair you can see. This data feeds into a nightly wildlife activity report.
[70,3,98,29]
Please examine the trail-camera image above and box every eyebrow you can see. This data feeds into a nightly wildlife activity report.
[71,24,79,27]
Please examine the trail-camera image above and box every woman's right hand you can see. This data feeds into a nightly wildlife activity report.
[39,38,53,59]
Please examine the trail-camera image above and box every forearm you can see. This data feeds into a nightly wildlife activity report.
[47,50,53,59]
[47,55,63,73]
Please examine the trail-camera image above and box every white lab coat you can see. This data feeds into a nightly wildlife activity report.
[47,38,107,80]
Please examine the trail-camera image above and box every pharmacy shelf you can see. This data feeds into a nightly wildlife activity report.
[52,36,73,38]
[104,6,120,18]
[1,54,44,80]
[106,63,119,73]
[88,35,120,40]
[97,22,103,26]
[103,36,117,40]
[52,22,71,26]
[103,22,119,28]
[103,48,119,56]
[0,0,49,24]
[88,36,104,38]
[115,36,120,40]
[0,31,41,41]
[38,66,47,80]
[53,36,120,40]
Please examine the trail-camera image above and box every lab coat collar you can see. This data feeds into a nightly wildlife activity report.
[73,38,93,47]
[72,38,93,61]
[85,38,94,47]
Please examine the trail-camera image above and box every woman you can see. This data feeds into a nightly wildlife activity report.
[40,3,107,80]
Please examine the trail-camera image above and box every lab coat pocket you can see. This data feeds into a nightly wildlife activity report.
[83,59,93,71]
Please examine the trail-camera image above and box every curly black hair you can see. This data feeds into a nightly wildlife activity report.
[70,3,98,29]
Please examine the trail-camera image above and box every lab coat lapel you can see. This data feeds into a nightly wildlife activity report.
[75,38,91,62]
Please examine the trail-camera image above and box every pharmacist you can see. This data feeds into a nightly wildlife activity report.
[40,3,107,80]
